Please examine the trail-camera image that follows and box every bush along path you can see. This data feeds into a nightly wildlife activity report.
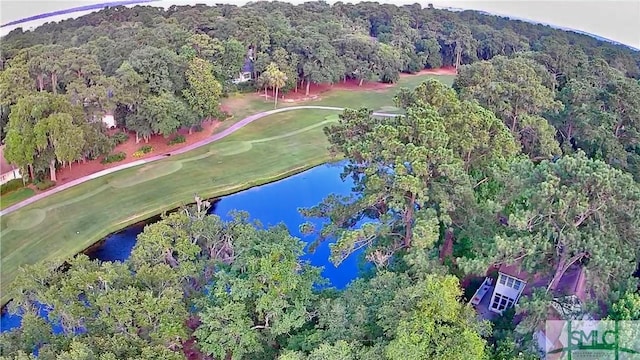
[0,106,398,216]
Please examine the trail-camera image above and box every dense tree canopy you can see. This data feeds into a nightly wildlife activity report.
[453,56,563,159]
[301,79,518,266]
[0,202,489,360]
[1,0,638,180]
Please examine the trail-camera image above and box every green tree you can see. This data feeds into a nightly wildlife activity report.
[35,112,85,173]
[195,217,322,359]
[334,35,379,86]
[608,291,640,320]
[60,47,103,86]
[41,44,64,94]
[258,69,273,100]
[271,47,299,92]
[25,45,49,92]
[137,92,189,139]
[128,46,182,95]
[114,61,148,111]
[376,43,403,83]
[0,56,34,107]
[459,152,640,305]
[396,79,519,173]
[454,56,563,159]
[80,122,114,161]
[4,93,82,181]
[552,59,640,180]
[265,62,287,108]
[384,275,488,360]
[301,104,468,266]
[293,29,345,95]
[65,75,117,119]
[182,57,222,130]
[3,254,189,358]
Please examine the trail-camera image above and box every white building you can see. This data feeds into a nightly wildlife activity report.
[0,145,22,185]
[102,113,116,128]
[233,50,254,84]
[488,264,527,314]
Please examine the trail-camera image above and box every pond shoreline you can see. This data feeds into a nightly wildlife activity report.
[1,158,337,310]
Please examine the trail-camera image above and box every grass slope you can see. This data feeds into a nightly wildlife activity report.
[0,74,454,305]
[0,188,36,210]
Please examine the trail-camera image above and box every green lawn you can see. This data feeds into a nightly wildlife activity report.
[0,188,36,210]
[0,74,454,305]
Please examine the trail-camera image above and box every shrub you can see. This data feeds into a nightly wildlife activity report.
[35,180,56,191]
[138,145,153,154]
[193,124,204,132]
[101,152,126,164]
[232,80,257,93]
[168,135,186,145]
[110,131,130,146]
[132,151,145,158]
[0,178,25,195]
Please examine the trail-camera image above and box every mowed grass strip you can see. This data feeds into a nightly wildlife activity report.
[0,188,36,210]
[0,74,454,305]
[0,109,336,305]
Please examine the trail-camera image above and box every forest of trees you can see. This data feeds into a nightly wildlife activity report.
[1,1,639,182]
[1,1,640,359]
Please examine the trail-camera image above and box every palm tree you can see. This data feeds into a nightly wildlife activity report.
[271,69,287,108]
[265,62,287,108]
[258,71,272,100]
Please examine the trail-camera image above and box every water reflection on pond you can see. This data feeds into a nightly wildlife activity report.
[1,162,365,332]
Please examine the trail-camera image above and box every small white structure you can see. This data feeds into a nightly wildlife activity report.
[488,264,527,314]
[233,49,254,84]
[232,71,252,84]
[102,113,116,129]
[0,145,22,185]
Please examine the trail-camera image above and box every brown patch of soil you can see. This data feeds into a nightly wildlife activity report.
[51,120,221,189]
[219,95,254,115]
[182,316,212,360]
[183,338,211,360]
[257,78,394,104]
[401,66,458,77]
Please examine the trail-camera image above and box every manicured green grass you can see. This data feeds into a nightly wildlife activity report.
[0,74,454,305]
[0,188,36,210]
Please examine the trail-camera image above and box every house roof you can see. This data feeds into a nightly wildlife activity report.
[498,262,588,302]
[0,145,16,175]
[552,265,587,303]
[498,263,531,281]
[242,58,253,73]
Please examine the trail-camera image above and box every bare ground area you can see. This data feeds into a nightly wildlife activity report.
[401,66,458,77]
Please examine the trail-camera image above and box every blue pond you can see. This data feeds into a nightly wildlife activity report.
[1,162,365,332]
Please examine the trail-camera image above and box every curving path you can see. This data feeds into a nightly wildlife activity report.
[0,106,400,216]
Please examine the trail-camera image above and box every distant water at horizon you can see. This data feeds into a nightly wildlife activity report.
[1,0,638,51]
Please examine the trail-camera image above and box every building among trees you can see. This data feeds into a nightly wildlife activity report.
[233,49,254,84]
[470,262,588,318]
[0,145,21,185]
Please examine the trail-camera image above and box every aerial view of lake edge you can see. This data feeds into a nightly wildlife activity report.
[0,1,638,359]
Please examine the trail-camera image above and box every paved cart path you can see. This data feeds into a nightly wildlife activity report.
[0,106,399,216]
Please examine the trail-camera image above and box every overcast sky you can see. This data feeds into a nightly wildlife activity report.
[1,0,639,49]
